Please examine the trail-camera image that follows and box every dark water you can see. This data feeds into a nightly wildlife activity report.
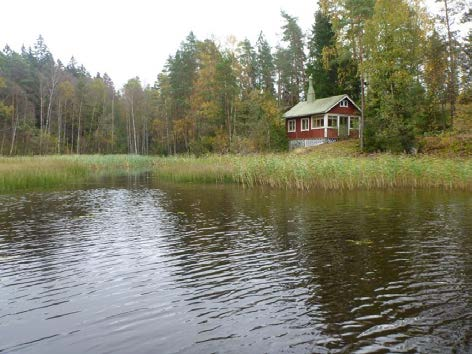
[1,176,472,353]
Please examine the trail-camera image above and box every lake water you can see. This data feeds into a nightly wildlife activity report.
[1,176,472,353]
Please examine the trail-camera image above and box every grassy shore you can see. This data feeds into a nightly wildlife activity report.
[1,147,472,192]
[153,153,472,190]
[0,155,156,192]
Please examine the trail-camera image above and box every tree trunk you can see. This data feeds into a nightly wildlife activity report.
[111,93,115,153]
[165,99,171,155]
[358,29,366,152]
[77,100,82,154]
[46,65,59,135]
[39,81,44,154]
[126,110,131,153]
[131,97,138,154]
[0,126,5,155]
[57,98,62,153]
[9,95,17,155]
[443,0,457,127]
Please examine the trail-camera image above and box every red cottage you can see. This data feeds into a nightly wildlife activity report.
[283,77,362,149]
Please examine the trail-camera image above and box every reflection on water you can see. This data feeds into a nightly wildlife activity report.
[1,176,472,353]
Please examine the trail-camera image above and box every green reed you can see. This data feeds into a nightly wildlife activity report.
[152,154,472,190]
[1,153,471,193]
[0,155,156,193]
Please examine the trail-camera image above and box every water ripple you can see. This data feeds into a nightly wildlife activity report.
[0,183,471,353]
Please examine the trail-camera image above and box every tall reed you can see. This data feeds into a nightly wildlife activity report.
[0,155,155,193]
[1,153,472,193]
[152,154,472,190]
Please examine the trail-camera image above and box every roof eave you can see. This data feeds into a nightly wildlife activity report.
[284,111,324,119]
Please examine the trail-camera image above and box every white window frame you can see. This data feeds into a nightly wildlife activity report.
[340,99,349,108]
[349,116,359,130]
[301,118,310,131]
[311,116,324,129]
[287,119,296,132]
[327,115,337,128]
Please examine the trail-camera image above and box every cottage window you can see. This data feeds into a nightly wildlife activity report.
[340,99,349,107]
[301,118,310,131]
[311,117,324,128]
[328,116,337,127]
[350,117,359,129]
[288,119,296,132]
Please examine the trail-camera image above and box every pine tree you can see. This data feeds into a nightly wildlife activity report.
[435,0,464,125]
[277,11,306,107]
[255,32,275,95]
[460,30,472,101]
[307,9,338,98]
[168,32,198,120]
[237,39,257,95]
[424,30,448,130]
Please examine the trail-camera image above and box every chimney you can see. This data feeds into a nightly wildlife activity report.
[307,75,316,102]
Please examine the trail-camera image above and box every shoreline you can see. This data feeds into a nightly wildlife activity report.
[1,153,471,193]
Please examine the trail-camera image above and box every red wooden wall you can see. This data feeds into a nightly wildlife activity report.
[285,99,361,140]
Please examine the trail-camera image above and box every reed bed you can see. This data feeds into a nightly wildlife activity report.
[0,155,156,193]
[1,153,471,193]
[152,154,472,191]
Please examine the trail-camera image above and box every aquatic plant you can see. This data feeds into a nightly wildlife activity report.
[0,155,155,192]
[1,152,472,192]
[152,153,472,191]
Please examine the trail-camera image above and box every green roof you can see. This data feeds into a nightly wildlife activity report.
[283,94,348,118]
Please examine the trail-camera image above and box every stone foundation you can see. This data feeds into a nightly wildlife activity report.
[289,138,337,150]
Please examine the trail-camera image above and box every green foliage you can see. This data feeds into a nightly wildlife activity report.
[307,10,339,98]
[255,32,275,95]
[0,76,12,119]
[422,30,449,131]
[0,32,287,156]
[336,50,360,101]
[168,32,198,118]
[155,34,284,155]
[0,4,470,156]
[238,39,257,94]
[363,0,426,152]
[276,11,306,107]
[460,30,472,102]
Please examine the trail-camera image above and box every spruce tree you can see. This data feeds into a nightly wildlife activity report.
[307,9,338,98]
[255,32,275,95]
[277,11,306,107]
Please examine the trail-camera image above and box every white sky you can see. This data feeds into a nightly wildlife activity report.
[0,0,461,88]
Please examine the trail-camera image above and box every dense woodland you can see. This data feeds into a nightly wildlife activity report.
[0,0,471,155]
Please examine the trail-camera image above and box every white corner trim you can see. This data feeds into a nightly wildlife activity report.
[324,114,328,138]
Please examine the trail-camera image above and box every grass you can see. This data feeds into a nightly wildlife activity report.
[1,146,472,193]
[291,139,361,157]
[455,102,472,134]
[152,153,472,190]
[418,103,472,157]
[419,134,472,157]
[0,155,156,193]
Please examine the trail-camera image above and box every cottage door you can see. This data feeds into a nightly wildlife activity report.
[338,116,348,138]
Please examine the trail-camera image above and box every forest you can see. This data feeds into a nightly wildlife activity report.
[0,0,471,156]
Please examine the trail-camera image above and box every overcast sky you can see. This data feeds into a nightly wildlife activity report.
[0,0,455,88]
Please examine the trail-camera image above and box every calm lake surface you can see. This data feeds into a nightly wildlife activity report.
[1,176,472,353]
